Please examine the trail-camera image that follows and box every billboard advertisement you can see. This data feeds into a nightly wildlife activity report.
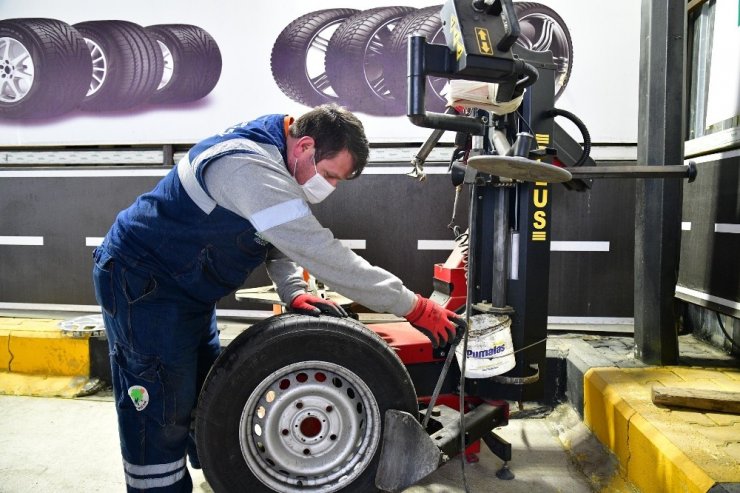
[0,0,640,146]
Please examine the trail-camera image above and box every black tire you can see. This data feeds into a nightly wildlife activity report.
[196,314,418,493]
[514,2,573,100]
[0,18,91,119]
[145,24,221,104]
[73,20,164,111]
[271,8,359,107]
[324,6,417,116]
[383,6,447,114]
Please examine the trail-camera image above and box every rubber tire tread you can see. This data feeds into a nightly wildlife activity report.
[195,314,419,493]
[145,24,222,104]
[324,6,417,116]
[270,8,359,107]
[0,18,91,119]
[74,20,163,111]
[383,6,447,113]
[513,2,573,100]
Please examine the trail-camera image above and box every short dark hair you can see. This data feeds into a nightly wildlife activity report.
[289,104,369,179]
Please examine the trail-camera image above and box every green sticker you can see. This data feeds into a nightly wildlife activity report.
[128,385,149,411]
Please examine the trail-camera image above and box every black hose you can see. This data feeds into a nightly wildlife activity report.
[547,108,591,167]
[515,61,539,90]
[716,311,740,352]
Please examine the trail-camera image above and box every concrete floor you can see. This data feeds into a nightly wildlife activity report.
[0,393,627,493]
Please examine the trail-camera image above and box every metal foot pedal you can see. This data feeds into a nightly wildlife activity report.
[467,155,572,183]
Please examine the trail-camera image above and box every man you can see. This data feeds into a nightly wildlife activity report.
[92,104,461,492]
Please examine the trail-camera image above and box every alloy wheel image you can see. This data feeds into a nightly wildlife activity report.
[383,5,447,114]
[145,24,222,104]
[324,6,417,116]
[271,9,360,107]
[272,3,575,114]
[0,18,91,119]
[83,36,107,97]
[514,2,573,101]
[73,20,164,111]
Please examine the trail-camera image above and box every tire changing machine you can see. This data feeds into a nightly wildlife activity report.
[196,1,696,491]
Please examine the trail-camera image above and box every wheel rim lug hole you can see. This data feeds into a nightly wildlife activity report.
[326,405,333,412]
[330,434,337,441]
[281,429,289,436]
[296,402,303,409]
[303,449,311,455]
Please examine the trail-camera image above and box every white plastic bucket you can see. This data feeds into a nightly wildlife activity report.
[455,313,515,378]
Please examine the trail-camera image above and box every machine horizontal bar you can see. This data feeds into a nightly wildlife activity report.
[568,163,696,181]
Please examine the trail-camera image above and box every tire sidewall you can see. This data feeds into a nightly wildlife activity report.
[197,316,417,493]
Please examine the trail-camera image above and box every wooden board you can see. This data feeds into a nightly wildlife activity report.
[651,386,740,414]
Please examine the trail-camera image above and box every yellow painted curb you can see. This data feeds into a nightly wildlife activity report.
[0,318,90,377]
[0,372,96,398]
[584,366,740,493]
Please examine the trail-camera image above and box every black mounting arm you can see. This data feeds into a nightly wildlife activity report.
[407,0,539,135]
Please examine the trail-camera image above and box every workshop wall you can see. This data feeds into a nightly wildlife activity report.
[0,0,647,324]
[0,159,637,320]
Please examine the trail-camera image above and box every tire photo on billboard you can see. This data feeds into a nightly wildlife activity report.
[324,6,417,117]
[383,5,447,115]
[514,2,573,101]
[195,315,419,493]
[73,20,164,112]
[272,3,575,114]
[0,18,91,120]
[145,24,222,104]
[271,8,360,108]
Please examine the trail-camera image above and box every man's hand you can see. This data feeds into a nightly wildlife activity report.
[404,294,464,348]
[290,293,348,318]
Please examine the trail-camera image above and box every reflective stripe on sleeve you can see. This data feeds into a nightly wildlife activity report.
[248,198,310,232]
[177,156,217,214]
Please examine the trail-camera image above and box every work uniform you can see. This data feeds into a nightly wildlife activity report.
[93,114,416,492]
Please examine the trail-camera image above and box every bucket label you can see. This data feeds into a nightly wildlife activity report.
[467,342,508,359]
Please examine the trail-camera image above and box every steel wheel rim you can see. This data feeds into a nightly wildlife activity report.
[156,40,173,90]
[240,360,381,492]
[305,21,344,99]
[517,13,570,96]
[83,37,107,97]
[363,18,402,101]
[0,37,35,103]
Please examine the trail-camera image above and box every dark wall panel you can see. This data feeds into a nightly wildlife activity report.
[0,161,639,317]
[678,154,740,315]
[549,173,636,317]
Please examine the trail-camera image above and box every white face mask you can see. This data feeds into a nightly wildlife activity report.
[296,154,336,204]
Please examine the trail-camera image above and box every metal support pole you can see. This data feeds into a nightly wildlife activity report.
[634,0,686,364]
[491,188,509,308]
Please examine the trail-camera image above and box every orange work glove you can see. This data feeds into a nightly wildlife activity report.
[404,294,464,348]
[289,293,348,318]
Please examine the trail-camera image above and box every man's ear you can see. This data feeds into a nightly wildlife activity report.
[295,136,315,158]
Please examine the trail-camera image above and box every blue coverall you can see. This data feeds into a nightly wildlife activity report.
[93,115,287,491]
